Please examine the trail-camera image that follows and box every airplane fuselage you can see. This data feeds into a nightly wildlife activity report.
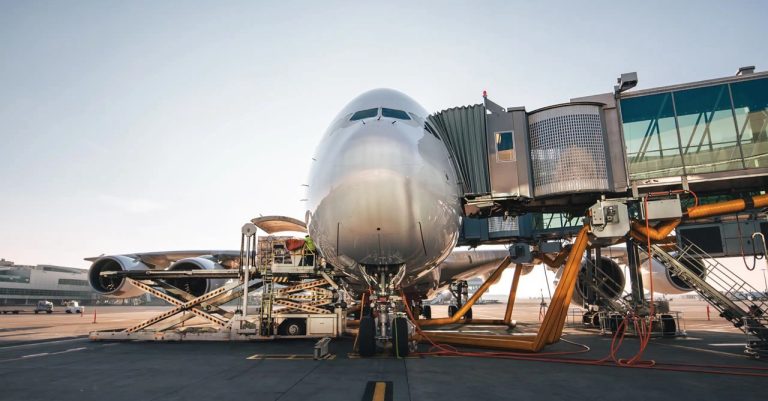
[305,89,462,290]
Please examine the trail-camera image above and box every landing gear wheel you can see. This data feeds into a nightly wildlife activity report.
[448,305,458,317]
[422,305,432,319]
[358,316,376,357]
[392,317,409,357]
[465,307,473,320]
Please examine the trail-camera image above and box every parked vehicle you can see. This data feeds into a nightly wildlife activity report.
[64,301,84,314]
[34,300,54,314]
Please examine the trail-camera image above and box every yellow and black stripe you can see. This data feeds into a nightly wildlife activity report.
[361,381,393,401]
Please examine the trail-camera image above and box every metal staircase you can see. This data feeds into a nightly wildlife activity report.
[645,241,768,345]
[259,268,275,336]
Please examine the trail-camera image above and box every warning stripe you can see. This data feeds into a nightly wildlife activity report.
[361,381,392,401]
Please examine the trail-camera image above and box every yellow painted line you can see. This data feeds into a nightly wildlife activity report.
[348,353,420,359]
[246,353,335,360]
[372,382,386,401]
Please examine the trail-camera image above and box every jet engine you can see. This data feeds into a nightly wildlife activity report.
[571,256,625,306]
[641,256,706,294]
[164,257,228,297]
[88,255,150,298]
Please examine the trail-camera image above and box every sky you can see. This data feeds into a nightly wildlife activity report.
[1,1,767,296]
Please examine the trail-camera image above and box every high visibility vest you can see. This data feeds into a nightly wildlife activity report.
[305,237,316,252]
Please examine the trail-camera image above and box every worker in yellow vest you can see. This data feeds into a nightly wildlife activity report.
[303,235,316,266]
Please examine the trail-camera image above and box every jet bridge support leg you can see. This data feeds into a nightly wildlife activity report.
[417,256,512,326]
[416,226,590,352]
[503,264,523,325]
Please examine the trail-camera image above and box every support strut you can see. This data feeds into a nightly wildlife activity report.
[415,225,590,352]
[503,264,523,324]
[417,256,512,326]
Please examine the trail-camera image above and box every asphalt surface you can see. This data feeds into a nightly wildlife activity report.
[0,328,765,401]
[0,302,763,400]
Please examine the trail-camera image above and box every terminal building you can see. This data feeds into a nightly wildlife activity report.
[0,258,96,305]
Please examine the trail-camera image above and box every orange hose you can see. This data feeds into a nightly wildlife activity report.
[630,219,680,241]
[687,193,768,219]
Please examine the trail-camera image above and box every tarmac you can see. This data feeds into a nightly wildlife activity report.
[0,302,766,401]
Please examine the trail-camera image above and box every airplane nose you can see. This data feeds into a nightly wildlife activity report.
[332,169,426,265]
[336,124,418,172]
[307,118,460,268]
[315,124,430,265]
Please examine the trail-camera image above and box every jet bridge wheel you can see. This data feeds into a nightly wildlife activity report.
[358,316,376,357]
[392,317,409,357]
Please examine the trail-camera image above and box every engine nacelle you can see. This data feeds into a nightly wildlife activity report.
[641,256,706,294]
[165,257,227,297]
[572,256,625,306]
[88,255,150,298]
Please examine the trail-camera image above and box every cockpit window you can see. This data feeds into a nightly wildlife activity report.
[350,108,379,121]
[381,108,411,120]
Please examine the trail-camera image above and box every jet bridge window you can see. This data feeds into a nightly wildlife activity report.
[424,122,441,140]
[495,131,515,161]
[350,108,379,121]
[382,108,411,120]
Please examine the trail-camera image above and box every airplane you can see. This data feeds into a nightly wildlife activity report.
[86,89,520,355]
[85,89,705,357]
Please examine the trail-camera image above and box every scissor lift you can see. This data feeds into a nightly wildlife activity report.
[90,223,346,342]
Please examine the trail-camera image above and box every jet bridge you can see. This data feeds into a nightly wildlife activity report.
[433,68,768,222]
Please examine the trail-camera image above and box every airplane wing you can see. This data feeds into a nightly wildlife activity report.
[84,250,241,269]
[84,215,307,269]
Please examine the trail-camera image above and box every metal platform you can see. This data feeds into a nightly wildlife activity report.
[90,224,347,342]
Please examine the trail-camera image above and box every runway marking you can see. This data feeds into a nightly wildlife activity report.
[19,347,87,360]
[362,381,392,401]
[654,342,744,358]
[709,343,745,347]
[0,337,87,351]
[1,345,103,363]
[22,353,48,358]
[347,353,420,359]
[246,353,336,360]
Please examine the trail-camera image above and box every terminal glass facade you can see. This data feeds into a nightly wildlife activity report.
[731,78,768,169]
[619,76,768,180]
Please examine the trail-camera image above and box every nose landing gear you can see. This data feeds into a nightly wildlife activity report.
[355,265,416,357]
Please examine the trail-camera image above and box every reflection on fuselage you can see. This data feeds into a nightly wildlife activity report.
[306,89,462,290]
